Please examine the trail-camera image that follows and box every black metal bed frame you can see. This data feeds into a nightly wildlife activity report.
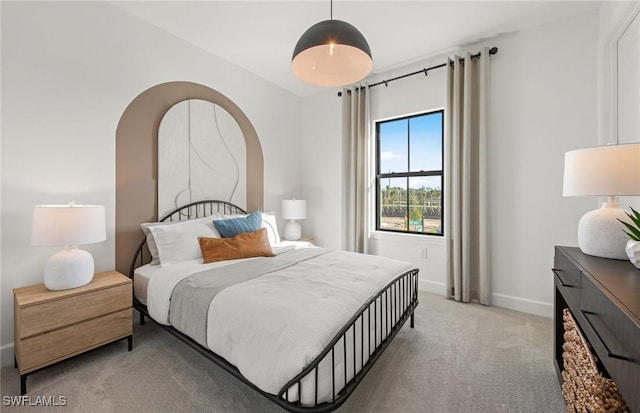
[129,200,419,412]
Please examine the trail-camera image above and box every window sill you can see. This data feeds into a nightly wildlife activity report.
[369,230,445,246]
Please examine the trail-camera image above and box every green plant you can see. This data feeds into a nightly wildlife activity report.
[618,207,640,241]
[409,207,422,222]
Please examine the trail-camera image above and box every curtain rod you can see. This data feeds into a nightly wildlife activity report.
[337,46,498,96]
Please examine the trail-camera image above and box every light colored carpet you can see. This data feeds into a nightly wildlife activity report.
[1,292,565,413]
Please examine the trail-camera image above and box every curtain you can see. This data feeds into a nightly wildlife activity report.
[342,86,371,253]
[445,48,491,305]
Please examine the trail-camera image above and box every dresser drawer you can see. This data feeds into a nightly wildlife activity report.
[580,274,640,407]
[19,284,132,339]
[19,309,132,374]
[553,250,581,309]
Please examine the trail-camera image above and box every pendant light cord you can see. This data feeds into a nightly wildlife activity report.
[330,0,333,20]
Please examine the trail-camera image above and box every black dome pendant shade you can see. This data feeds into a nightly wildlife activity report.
[292,16,372,87]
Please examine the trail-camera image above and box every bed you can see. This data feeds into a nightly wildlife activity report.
[129,200,419,412]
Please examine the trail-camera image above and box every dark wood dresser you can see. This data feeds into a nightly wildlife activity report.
[553,246,640,411]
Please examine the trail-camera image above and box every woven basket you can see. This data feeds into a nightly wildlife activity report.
[561,309,630,413]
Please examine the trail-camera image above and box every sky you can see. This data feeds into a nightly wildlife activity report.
[378,111,442,190]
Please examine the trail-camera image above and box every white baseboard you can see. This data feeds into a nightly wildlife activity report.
[1,342,15,367]
[417,281,553,318]
[491,293,553,318]
[418,279,446,295]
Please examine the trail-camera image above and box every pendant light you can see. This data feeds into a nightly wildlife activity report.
[291,0,372,87]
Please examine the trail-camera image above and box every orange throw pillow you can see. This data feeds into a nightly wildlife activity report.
[199,228,275,263]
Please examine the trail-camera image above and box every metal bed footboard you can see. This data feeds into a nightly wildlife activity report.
[278,268,419,412]
[128,200,419,413]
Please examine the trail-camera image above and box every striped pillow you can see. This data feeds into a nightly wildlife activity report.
[213,210,262,238]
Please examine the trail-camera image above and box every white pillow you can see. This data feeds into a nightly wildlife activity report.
[140,223,162,265]
[141,214,221,265]
[222,211,281,247]
[261,211,281,247]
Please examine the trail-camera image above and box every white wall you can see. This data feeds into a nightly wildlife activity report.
[0,1,302,366]
[597,1,640,214]
[301,10,600,317]
[300,88,342,249]
[597,0,638,145]
[486,10,598,316]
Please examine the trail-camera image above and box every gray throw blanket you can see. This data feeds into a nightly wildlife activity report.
[169,247,331,347]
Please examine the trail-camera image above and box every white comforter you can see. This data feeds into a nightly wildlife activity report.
[145,243,305,324]
[143,245,413,404]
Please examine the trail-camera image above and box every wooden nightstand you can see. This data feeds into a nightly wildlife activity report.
[13,270,132,395]
[280,235,315,244]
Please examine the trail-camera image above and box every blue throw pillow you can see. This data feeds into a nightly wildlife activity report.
[213,210,262,238]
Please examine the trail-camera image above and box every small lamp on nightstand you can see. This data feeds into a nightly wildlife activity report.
[31,202,106,290]
[563,143,640,260]
[282,199,307,241]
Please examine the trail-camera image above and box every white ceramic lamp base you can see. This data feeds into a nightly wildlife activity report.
[44,246,95,290]
[577,201,629,260]
[284,220,302,241]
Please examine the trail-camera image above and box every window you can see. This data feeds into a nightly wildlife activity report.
[376,110,443,235]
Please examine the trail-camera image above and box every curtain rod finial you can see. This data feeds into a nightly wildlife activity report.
[489,47,498,55]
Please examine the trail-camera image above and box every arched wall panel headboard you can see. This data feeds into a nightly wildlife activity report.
[115,81,263,275]
[158,99,248,216]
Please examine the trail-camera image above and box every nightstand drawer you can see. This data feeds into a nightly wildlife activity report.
[19,309,132,374]
[19,284,131,338]
[580,274,640,402]
[553,250,581,309]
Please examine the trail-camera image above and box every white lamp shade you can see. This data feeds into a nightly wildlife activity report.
[282,199,307,220]
[563,143,640,197]
[32,204,106,246]
[291,43,372,87]
[291,19,372,87]
[563,143,640,260]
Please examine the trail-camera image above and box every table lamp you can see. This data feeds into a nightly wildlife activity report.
[563,143,640,259]
[282,199,307,241]
[31,203,106,290]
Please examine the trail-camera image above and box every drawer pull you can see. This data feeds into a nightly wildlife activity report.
[579,310,630,361]
[552,268,574,288]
